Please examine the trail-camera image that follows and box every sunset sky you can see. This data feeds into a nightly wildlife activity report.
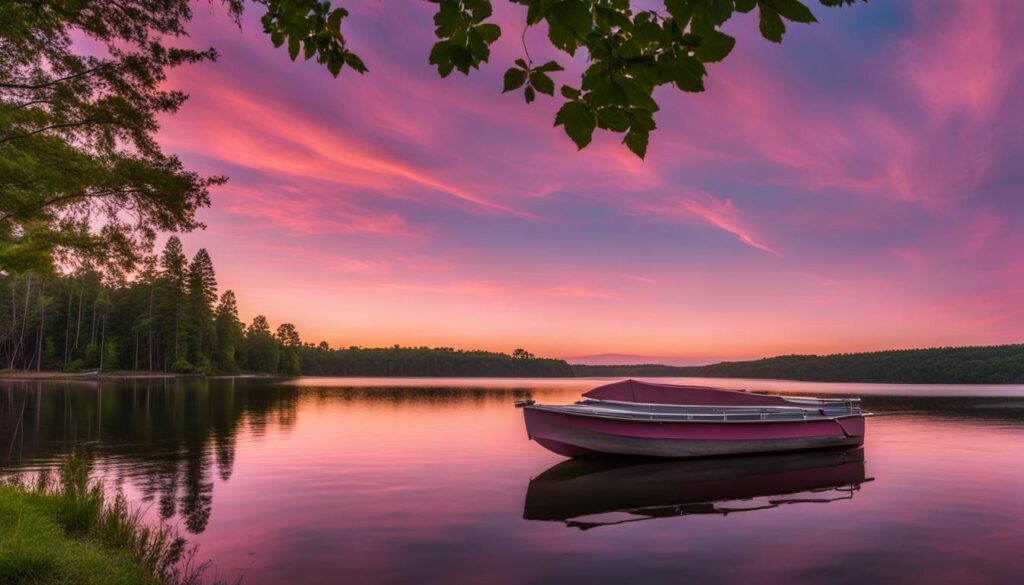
[159,1,1023,364]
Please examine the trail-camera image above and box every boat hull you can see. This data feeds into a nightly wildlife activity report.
[524,406,865,458]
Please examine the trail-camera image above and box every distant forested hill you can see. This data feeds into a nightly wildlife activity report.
[297,346,574,378]
[571,344,1024,384]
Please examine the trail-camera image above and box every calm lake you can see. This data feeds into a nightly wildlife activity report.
[3,377,1024,584]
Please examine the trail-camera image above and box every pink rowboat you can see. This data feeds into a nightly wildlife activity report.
[520,379,867,458]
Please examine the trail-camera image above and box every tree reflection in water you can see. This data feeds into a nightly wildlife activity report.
[0,378,298,534]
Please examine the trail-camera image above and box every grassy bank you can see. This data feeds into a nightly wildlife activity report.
[0,455,219,585]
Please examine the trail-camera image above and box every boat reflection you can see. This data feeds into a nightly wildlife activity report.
[524,448,870,529]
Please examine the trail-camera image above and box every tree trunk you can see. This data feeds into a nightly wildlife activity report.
[73,286,83,353]
[90,297,97,344]
[7,280,19,369]
[12,275,33,370]
[147,285,154,371]
[173,295,180,360]
[36,281,45,372]
[99,315,106,371]
[63,289,72,369]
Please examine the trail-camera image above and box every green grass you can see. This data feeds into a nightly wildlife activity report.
[0,486,161,584]
[0,455,220,585]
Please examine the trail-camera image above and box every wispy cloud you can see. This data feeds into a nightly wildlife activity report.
[157,1,1024,358]
[635,193,779,255]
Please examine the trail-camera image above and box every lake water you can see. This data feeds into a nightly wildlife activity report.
[3,376,1024,584]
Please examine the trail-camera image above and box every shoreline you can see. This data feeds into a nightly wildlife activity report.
[0,370,272,381]
[3,370,1024,386]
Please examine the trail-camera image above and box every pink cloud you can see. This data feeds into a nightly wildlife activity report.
[147,1,1024,360]
[903,1,1020,122]
[635,192,779,255]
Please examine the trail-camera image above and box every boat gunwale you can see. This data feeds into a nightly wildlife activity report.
[524,403,867,425]
[581,397,861,411]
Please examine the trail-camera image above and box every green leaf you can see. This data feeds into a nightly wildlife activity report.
[524,85,536,103]
[597,107,629,132]
[468,28,490,61]
[547,21,578,54]
[343,52,367,73]
[561,85,580,99]
[450,45,473,74]
[529,71,555,95]
[674,56,706,92]
[466,0,493,23]
[665,0,694,28]
[303,40,316,60]
[694,30,735,62]
[515,58,529,69]
[288,35,300,60]
[475,23,501,42]
[554,101,596,150]
[434,2,460,32]
[759,6,786,42]
[503,68,528,92]
[327,8,345,33]
[429,41,454,76]
[552,0,593,36]
[774,0,817,23]
[526,1,546,25]
[624,111,656,159]
[536,60,564,73]
[706,0,735,25]
[634,21,662,46]
[622,80,659,112]
[327,58,342,77]
[735,0,757,13]
[624,126,649,159]
[270,30,285,48]
[692,9,716,36]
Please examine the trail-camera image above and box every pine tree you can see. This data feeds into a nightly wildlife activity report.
[159,236,189,370]
[275,323,301,375]
[246,315,279,374]
[186,249,218,371]
[213,290,244,372]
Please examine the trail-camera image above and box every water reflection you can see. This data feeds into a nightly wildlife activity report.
[1,378,1023,584]
[1,378,298,534]
[524,448,869,529]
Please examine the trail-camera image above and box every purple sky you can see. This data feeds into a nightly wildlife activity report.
[156,0,1024,362]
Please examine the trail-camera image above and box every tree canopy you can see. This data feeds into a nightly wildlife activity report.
[282,0,864,157]
[0,0,227,274]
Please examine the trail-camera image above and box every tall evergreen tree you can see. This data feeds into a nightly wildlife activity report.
[246,315,279,374]
[133,254,160,371]
[275,322,301,375]
[158,236,188,370]
[213,290,244,372]
[275,323,300,347]
[186,248,217,371]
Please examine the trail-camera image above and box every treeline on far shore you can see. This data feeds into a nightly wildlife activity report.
[297,346,573,377]
[4,241,1021,383]
[0,239,571,378]
[571,344,1024,384]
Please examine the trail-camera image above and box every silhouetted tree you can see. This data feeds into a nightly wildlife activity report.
[213,290,244,372]
[186,249,218,371]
